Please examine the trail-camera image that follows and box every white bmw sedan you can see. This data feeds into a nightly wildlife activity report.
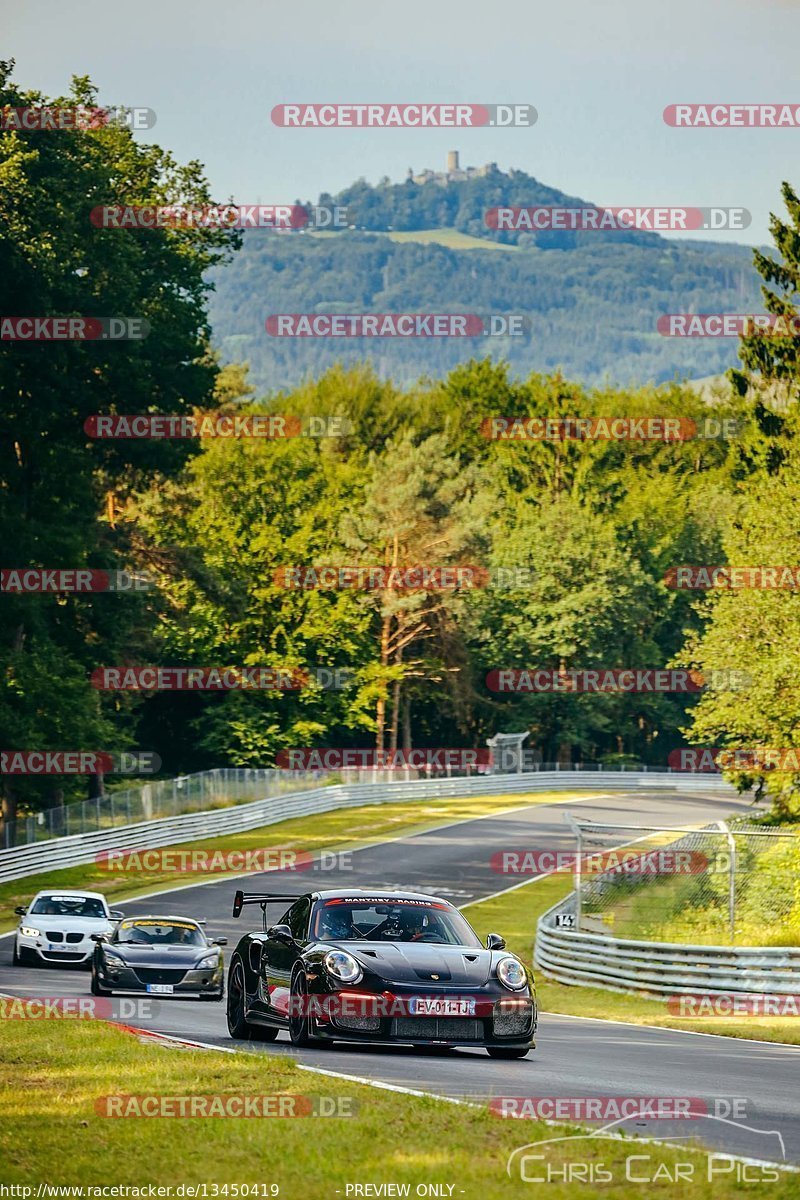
[13,890,124,967]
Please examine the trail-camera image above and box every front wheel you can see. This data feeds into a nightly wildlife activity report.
[289,971,323,1047]
[227,959,257,1038]
[487,1046,530,1060]
[90,969,110,996]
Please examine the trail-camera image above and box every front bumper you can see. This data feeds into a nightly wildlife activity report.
[17,932,93,965]
[96,961,224,997]
[309,989,537,1048]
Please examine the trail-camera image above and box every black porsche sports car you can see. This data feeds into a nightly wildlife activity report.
[226,888,537,1057]
[90,915,227,999]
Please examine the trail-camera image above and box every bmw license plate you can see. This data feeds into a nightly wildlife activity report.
[146,983,174,994]
[409,996,475,1017]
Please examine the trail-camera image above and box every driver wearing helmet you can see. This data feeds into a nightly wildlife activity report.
[320,906,356,941]
[399,908,427,942]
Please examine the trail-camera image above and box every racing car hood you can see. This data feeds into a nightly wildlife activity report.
[106,944,215,968]
[347,942,494,987]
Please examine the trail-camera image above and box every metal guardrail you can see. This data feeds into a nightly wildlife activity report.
[1,760,701,849]
[535,876,800,997]
[0,769,733,885]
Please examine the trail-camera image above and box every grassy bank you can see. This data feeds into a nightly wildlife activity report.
[0,1018,790,1195]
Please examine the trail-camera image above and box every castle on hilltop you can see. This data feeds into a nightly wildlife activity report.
[405,151,499,186]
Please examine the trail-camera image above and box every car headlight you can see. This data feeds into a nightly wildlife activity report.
[496,956,527,991]
[20,926,40,938]
[324,949,362,984]
[197,954,220,971]
[103,952,125,969]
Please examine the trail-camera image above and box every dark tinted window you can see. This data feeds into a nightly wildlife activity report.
[283,898,310,941]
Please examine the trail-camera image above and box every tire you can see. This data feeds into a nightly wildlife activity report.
[15,944,37,967]
[289,970,323,1048]
[487,1046,530,1060]
[12,941,20,966]
[90,970,110,996]
[227,958,262,1039]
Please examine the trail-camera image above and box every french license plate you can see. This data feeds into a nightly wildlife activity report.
[146,983,174,994]
[409,996,475,1017]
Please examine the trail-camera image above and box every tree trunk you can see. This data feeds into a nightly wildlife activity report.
[88,771,106,799]
[376,614,392,753]
[1,785,19,848]
[402,693,412,752]
[389,679,401,752]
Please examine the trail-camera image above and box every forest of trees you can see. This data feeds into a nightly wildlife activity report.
[3,65,800,830]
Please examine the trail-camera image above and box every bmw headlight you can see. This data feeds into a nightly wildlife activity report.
[496,956,527,991]
[324,949,362,984]
[20,926,40,938]
[197,954,220,971]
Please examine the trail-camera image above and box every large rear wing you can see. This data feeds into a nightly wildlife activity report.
[232,889,304,920]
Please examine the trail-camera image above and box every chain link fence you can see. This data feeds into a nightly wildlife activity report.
[563,815,800,946]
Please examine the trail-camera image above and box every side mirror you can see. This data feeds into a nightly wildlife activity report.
[212,938,228,946]
[486,933,506,951]
[91,933,109,944]
[108,910,125,920]
[14,906,27,916]
[267,923,294,944]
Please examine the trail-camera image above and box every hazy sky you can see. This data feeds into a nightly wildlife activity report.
[6,0,800,244]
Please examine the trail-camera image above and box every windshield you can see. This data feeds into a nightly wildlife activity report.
[113,919,207,947]
[29,894,108,919]
[311,898,481,947]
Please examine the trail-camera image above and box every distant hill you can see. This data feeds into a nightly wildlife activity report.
[207,161,762,392]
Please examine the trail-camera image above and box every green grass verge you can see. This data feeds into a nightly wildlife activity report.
[0,790,588,933]
[0,1019,791,1194]
[465,876,800,1046]
[600,834,800,947]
